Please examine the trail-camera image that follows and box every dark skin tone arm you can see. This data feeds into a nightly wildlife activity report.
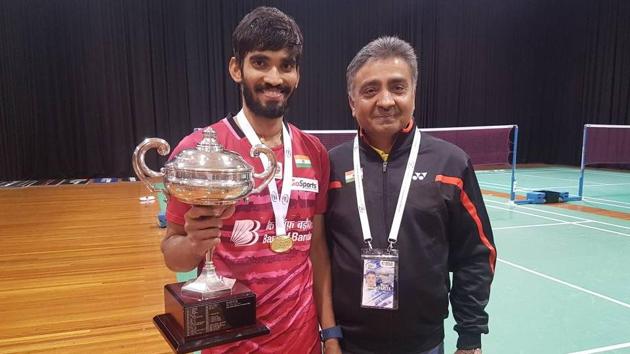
[310,215,341,353]
[161,205,236,272]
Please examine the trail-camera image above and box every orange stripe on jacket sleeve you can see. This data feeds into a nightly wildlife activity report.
[435,174,463,189]
[435,174,496,273]
[329,181,342,190]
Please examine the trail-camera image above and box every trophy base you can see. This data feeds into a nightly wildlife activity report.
[153,314,269,354]
[154,281,269,353]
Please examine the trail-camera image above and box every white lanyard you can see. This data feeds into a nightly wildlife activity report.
[353,128,421,248]
[235,110,293,236]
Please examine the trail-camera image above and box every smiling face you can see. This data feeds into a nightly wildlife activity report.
[348,56,416,149]
[229,49,300,120]
[365,272,377,288]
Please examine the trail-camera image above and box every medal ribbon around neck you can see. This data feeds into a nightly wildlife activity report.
[235,110,293,252]
[353,128,421,249]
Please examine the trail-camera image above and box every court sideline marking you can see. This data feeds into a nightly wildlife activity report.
[490,199,630,349]
[498,259,630,310]
[583,197,630,210]
[486,202,630,237]
[493,220,592,230]
[487,199,630,230]
[567,341,630,354]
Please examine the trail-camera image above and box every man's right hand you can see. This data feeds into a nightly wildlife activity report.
[183,205,236,257]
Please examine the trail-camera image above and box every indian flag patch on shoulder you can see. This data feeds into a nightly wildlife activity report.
[295,155,312,168]
[345,170,355,183]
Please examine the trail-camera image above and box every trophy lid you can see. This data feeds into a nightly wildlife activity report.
[165,128,252,173]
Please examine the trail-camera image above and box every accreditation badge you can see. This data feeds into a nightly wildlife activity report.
[360,248,399,310]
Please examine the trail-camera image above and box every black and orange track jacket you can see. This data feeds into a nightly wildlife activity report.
[326,122,496,353]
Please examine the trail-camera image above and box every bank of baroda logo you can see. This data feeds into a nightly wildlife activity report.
[230,220,261,246]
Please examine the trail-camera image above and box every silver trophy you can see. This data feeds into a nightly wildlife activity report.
[132,127,276,298]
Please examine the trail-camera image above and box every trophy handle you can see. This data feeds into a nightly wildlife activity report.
[250,144,277,195]
[132,137,170,193]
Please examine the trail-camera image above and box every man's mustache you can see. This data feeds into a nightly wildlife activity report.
[254,83,291,95]
[373,109,400,118]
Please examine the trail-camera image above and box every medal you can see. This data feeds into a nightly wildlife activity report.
[270,235,293,253]
[236,110,295,253]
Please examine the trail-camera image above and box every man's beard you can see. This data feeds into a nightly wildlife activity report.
[242,82,294,119]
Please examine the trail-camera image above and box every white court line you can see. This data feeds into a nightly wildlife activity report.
[479,184,630,210]
[509,202,630,230]
[568,222,630,238]
[475,169,511,174]
[487,204,591,226]
[480,190,630,213]
[493,220,591,230]
[584,196,630,207]
[479,182,510,191]
[498,259,630,310]
[479,169,574,175]
[479,181,511,188]
[567,341,630,354]
[578,182,630,187]
[486,203,630,237]
[584,199,630,210]
[486,199,630,231]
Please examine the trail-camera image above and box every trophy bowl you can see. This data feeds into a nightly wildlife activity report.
[132,127,277,205]
[131,127,276,353]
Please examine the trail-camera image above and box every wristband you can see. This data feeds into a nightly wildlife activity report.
[320,325,343,341]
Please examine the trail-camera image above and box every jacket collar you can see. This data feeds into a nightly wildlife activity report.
[358,118,416,159]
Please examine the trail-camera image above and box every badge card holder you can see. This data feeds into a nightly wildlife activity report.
[360,248,399,310]
[353,128,420,312]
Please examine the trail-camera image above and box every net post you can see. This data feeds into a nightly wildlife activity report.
[509,125,519,202]
[577,124,588,200]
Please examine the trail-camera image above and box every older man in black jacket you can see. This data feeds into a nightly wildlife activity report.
[323,36,496,354]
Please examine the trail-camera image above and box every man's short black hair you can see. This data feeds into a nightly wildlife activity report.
[232,7,303,66]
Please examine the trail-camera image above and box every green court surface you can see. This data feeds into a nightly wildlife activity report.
[442,166,630,353]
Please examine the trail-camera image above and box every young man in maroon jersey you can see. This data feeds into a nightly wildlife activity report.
[161,7,340,354]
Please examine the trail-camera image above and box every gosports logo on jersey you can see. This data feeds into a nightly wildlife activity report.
[292,177,319,193]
